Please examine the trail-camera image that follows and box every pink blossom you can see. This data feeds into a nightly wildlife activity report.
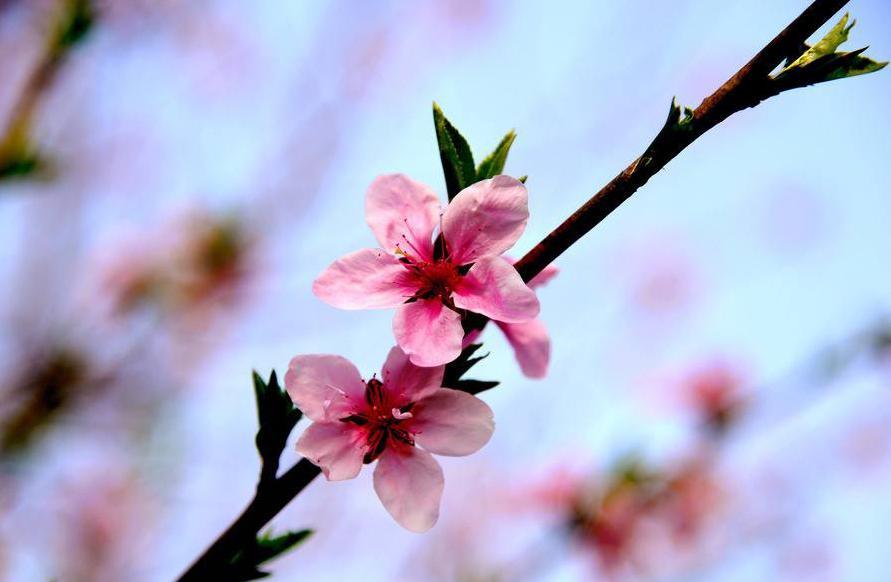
[313,174,540,367]
[286,346,494,532]
[464,263,557,378]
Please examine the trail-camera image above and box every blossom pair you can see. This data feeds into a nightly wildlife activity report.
[289,173,552,531]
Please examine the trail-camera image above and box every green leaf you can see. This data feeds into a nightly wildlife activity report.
[229,529,314,580]
[785,13,854,71]
[433,102,476,200]
[476,129,516,181]
[774,13,887,86]
[665,98,695,132]
[253,370,303,485]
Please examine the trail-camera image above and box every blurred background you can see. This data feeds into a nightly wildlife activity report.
[0,0,889,580]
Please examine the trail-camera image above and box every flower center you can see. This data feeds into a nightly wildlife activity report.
[412,260,462,301]
[340,378,415,464]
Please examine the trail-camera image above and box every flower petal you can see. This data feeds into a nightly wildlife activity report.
[381,346,445,405]
[392,299,463,367]
[296,421,365,481]
[497,318,550,379]
[366,174,440,261]
[285,355,366,422]
[373,447,444,532]
[453,256,539,323]
[313,248,416,310]
[411,388,494,456]
[528,264,559,289]
[441,175,528,264]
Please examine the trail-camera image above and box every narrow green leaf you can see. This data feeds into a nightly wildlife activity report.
[433,102,476,200]
[229,529,314,580]
[784,13,854,71]
[253,370,302,485]
[476,130,516,181]
[253,529,314,564]
[823,50,887,81]
[774,13,887,86]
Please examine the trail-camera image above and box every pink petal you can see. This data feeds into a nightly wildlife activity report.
[285,355,366,422]
[313,248,416,309]
[497,318,550,379]
[441,175,528,264]
[392,299,463,367]
[528,264,559,289]
[411,388,494,456]
[365,174,440,261]
[453,256,539,323]
[296,421,365,481]
[381,346,445,404]
[373,447,444,532]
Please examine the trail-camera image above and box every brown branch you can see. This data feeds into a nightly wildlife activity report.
[513,0,849,283]
[178,459,321,581]
[177,0,857,577]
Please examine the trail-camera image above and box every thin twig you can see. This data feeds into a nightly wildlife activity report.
[513,0,848,283]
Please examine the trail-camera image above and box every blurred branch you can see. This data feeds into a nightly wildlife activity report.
[178,0,881,576]
[0,0,94,180]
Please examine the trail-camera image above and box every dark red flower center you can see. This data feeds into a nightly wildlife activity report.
[412,260,462,300]
[340,378,415,464]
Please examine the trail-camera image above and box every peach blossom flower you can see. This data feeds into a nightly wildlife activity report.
[286,346,494,532]
[313,174,539,367]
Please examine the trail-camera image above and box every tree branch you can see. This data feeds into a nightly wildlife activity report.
[178,0,866,576]
[178,459,321,581]
[513,0,849,283]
